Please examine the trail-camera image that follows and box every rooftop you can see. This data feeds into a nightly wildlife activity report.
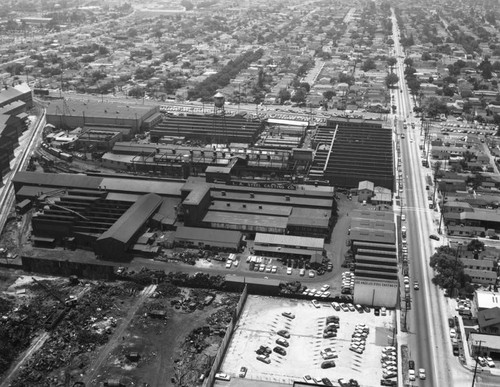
[254,233,324,250]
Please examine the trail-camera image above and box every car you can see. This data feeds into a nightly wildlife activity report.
[363,305,371,313]
[340,303,349,312]
[374,308,380,316]
[338,378,350,387]
[402,214,406,221]
[349,379,360,387]
[320,284,330,292]
[382,371,397,379]
[331,302,341,311]
[381,307,387,316]
[419,368,426,379]
[322,378,334,386]
[276,337,289,347]
[266,265,271,272]
[225,261,232,269]
[312,299,320,308]
[287,267,292,275]
[349,346,364,354]
[409,360,415,370]
[448,318,455,328]
[477,356,487,366]
[303,375,313,383]
[215,372,231,381]
[380,380,397,386]
[347,303,356,312]
[239,366,247,378]
[256,345,272,355]
[256,354,271,364]
[321,360,336,369]
[414,281,419,290]
[299,268,305,276]
[430,234,440,241]
[326,315,340,324]
[355,304,364,313]
[277,330,290,338]
[273,346,287,356]
[259,264,266,272]
[282,312,295,319]
[271,265,277,273]
[403,276,410,284]
[450,328,457,338]
[321,351,337,360]
[323,331,337,339]
[486,357,495,367]
[308,270,316,278]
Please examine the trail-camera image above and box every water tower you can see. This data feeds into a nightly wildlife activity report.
[212,92,228,146]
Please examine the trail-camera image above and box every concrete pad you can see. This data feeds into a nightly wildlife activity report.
[218,296,396,386]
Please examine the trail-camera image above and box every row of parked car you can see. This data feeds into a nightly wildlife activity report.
[380,346,397,381]
[349,324,370,354]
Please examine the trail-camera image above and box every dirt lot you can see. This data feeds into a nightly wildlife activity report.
[0,270,239,387]
[218,295,395,386]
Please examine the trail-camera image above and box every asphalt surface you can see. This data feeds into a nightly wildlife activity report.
[391,9,500,387]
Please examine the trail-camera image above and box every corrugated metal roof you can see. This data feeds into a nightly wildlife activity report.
[100,177,184,197]
[13,171,103,191]
[203,211,288,230]
[254,233,324,250]
[97,193,162,244]
[175,226,242,245]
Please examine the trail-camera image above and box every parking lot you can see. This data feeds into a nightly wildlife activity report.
[217,295,395,386]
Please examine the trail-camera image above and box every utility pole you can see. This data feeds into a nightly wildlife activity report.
[471,340,485,387]
[449,242,462,298]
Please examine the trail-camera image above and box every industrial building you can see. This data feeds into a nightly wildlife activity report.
[150,112,263,144]
[13,171,336,259]
[253,233,325,260]
[349,209,398,307]
[0,85,31,179]
[45,99,162,139]
[309,117,394,189]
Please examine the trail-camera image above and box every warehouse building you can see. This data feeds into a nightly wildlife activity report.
[309,117,394,189]
[45,99,161,139]
[349,209,398,307]
[174,226,243,251]
[253,233,324,260]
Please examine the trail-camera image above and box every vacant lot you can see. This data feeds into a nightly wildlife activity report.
[218,296,395,386]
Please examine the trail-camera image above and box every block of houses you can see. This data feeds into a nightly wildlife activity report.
[460,258,498,285]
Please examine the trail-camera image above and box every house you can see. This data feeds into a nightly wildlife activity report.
[474,290,500,312]
[357,180,374,203]
[477,307,500,334]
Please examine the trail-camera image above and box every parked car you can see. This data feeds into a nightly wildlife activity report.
[287,267,292,275]
[409,360,415,370]
[299,268,305,276]
[282,312,295,319]
[239,366,247,378]
[331,302,341,311]
[271,265,277,273]
[321,360,336,369]
[276,338,289,347]
[256,354,271,364]
[414,281,419,290]
[409,369,416,381]
[312,299,320,308]
[303,375,312,383]
[256,345,272,355]
[308,270,316,278]
[322,378,334,386]
[430,234,440,241]
[277,330,290,339]
[486,357,495,367]
[273,346,287,356]
[419,368,426,379]
[215,373,231,381]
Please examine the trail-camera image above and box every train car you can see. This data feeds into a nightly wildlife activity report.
[60,152,73,162]
[47,147,62,157]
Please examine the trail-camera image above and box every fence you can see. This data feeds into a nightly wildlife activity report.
[203,284,248,387]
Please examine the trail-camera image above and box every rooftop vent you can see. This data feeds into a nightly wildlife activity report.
[221,191,226,196]
[285,195,290,201]
[250,193,255,198]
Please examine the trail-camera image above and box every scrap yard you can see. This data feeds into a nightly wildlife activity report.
[0,270,239,387]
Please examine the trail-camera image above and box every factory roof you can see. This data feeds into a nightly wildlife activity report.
[97,193,162,245]
[45,99,155,120]
[209,201,292,216]
[203,211,288,230]
[99,177,184,197]
[175,226,242,245]
[13,171,103,191]
[254,233,324,250]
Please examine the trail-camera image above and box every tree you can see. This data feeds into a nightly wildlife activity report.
[478,58,493,79]
[299,82,310,92]
[154,30,163,42]
[421,52,432,61]
[387,57,397,68]
[338,73,354,86]
[127,27,138,38]
[429,246,471,296]
[362,58,376,72]
[404,57,413,67]
[385,73,399,88]
[291,88,307,104]
[323,90,335,100]
[278,88,291,104]
[181,0,194,10]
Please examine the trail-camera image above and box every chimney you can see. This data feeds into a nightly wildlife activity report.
[250,193,255,198]
[226,203,230,207]
[221,191,226,196]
